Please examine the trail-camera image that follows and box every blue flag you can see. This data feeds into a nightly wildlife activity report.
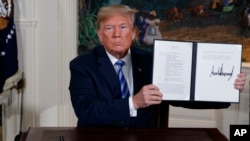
[0,18,19,93]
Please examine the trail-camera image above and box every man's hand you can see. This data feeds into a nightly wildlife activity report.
[132,84,163,109]
[234,72,247,92]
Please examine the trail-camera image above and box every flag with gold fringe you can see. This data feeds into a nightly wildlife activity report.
[0,0,19,93]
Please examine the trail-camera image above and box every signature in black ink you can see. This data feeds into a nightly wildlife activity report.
[210,64,234,81]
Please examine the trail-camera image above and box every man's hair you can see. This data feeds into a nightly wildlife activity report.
[97,4,137,30]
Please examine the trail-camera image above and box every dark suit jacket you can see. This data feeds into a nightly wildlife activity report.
[69,46,158,127]
[69,46,230,128]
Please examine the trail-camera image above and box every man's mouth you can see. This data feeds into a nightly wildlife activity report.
[113,42,123,45]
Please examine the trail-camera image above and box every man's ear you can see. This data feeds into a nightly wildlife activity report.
[97,30,102,43]
[132,29,136,40]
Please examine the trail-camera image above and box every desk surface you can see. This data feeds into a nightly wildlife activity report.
[24,127,228,141]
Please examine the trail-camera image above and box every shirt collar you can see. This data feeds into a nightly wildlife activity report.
[106,49,131,66]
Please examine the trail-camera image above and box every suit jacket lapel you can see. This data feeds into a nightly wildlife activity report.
[95,46,152,98]
[131,48,145,94]
[96,47,121,98]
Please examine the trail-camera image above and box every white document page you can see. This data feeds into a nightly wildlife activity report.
[153,40,193,100]
[194,43,242,102]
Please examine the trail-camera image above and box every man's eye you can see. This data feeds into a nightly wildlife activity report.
[121,25,127,29]
[105,27,113,31]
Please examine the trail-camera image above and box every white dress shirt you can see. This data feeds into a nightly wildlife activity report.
[106,49,137,117]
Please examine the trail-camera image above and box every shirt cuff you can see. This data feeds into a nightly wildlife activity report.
[129,96,137,117]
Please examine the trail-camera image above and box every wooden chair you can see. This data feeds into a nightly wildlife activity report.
[157,102,169,128]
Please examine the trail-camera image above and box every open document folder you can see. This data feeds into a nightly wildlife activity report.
[152,39,242,103]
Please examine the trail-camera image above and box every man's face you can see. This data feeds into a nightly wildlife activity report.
[97,15,135,58]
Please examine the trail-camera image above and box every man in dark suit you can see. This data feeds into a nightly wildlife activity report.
[69,4,247,128]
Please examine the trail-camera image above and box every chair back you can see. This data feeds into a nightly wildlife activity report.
[157,102,169,128]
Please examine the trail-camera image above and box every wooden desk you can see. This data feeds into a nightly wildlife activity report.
[22,127,229,141]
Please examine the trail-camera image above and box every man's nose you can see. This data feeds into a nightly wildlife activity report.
[113,27,121,38]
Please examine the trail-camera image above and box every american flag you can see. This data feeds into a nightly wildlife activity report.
[0,0,19,93]
[0,18,18,93]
